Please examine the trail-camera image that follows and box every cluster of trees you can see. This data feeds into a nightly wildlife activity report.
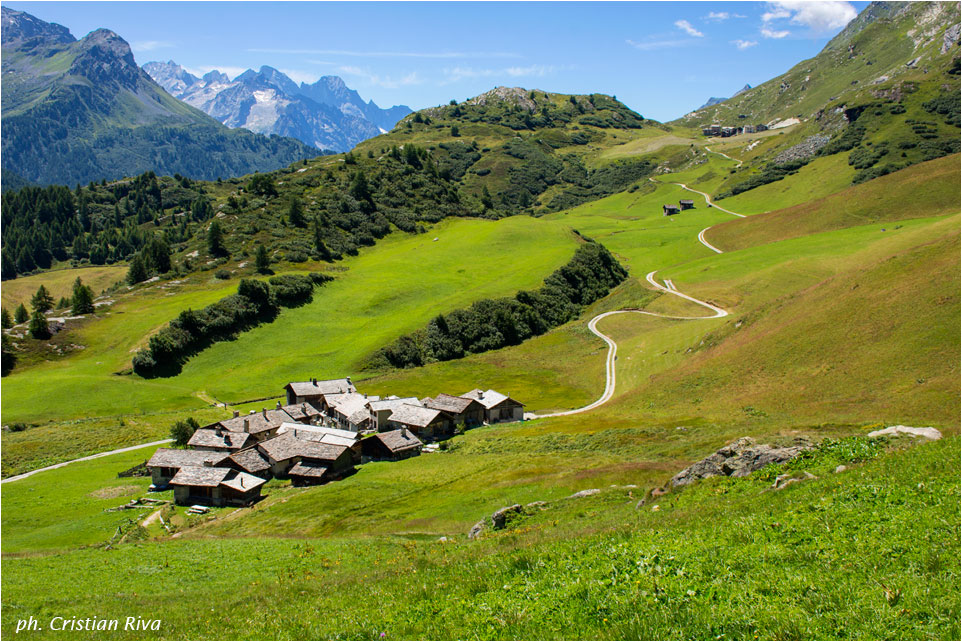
[1,171,212,280]
[375,241,627,368]
[132,273,332,378]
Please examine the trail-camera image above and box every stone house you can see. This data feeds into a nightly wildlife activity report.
[362,428,423,461]
[385,403,453,440]
[168,466,266,507]
[460,389,525,424]
[422,393,485,428]
[283,378,355,408]
[368,397,423,431]
[663,204,681,216]
[146,448,229,488]
[187,428,253,452]
[257,432,354,480]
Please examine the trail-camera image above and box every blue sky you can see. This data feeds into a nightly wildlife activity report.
[5,1,869,121]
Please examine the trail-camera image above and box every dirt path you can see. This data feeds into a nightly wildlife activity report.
[528,180,745,419]
[1,439,173,484]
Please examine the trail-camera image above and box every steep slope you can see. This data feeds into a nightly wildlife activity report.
[144,61,411,151]
[666,1,960,203]
[0,7,319,186]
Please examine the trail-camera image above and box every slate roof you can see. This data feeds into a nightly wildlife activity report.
[228,448,272,474]
[187,429,252,450]
[286,379,354,397]
[258,433,349,463]
[218,409,295,435]
[220,471,266,492]
[281,403,322,422]
[288,461,329,478]
[387,403,444,428]
[461,389,523,410]
[374,429,423,453]
[369,397,422,413]
[147,448,228,469]
[423,393,478,415]
[275,423,359,448]
[169,466,232,487]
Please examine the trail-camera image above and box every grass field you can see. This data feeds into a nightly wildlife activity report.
[1,435,957,639]
[1,265,128,312]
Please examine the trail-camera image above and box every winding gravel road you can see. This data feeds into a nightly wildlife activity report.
[528,175,744,419]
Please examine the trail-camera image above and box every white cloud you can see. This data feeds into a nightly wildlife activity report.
[761,26,792,39]
[762,2,856,33]
[626,38,689,51]
[441,64,556,84]
[674,20,704,37]
[248,48,520,59]
[733,39,759,50]
[132,40,173,52]
[706,11,730,21]
[336,66,422,89]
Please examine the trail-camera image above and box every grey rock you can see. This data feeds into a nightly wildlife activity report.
[772,471,817,490]
[834,464,847,474]
[671,436,815,487]
[773,135,831,165]
[567,489,601,499]
[491,504,523,530]
[525,501,548,510]
[635,498,647,509]
[867,425,942,441]
[468,520,485,540]
[942,23,960,54]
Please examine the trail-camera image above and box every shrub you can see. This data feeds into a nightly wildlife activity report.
[214,269,231,280]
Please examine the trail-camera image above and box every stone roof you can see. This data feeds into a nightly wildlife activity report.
[285,378,354,397]
[219,409,295,435]
[220,471,266,492]
[228,448,271,474]
[423,393,478,415]
[258,433,349,463]
[369,397,422,412]
[461,389,522,410]
[276,423,359,448]
[187,429,252,450]
[147,448,228,469]
[288,461,329,478]
[281,403,322,422]
[374,429,423,453]
[387,403,444,428]
[169,466,232,487]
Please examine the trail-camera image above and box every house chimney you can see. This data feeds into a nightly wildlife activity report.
[262,407,267,418]
[276,401,282,410]
[233,410,240,418]
[478,391,484,400]
[312,377,318,386]
[401,426,407,438]
[243,418,250,433]
[215,426,222,436]
[249,410,256,415]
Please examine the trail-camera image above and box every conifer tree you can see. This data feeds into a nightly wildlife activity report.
[127,254,148,284]
[288,197,306,228]
[255,244,271,274]
[28,306,50,339]
[30,285,54,313]
[71,277,95,314]
[207,220,228,257]
[1,308,12,329]
[14,303,28,324]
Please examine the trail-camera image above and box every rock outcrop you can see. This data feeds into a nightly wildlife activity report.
[671,436,814,487]
[867,425,942,440]
[491,504,523,530]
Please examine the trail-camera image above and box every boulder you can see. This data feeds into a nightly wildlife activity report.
[772,471,816,490]
[671,436,815,487]
[490,504,523,530]
[567,488,601,499]
[834,464,847,474]
[525,500,548,510]
[468,520,485,540]
[866,425,942,441]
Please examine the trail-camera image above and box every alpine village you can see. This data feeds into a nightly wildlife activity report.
[1,2,960,641]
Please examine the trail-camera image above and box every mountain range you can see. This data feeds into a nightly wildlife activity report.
[0,7,320,187]
[144,61,411,152]
[696,84,751,111]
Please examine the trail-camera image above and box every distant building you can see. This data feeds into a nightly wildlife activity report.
[187,428,253,452]
[284,378,355,408]
[755,124,768,132]
[385,403,454,440]
[146,448,228,488]
[743,125,756,134]
[422,393,486,427]
[257,432,354,481]
[663,204,681,216]
[460,389,525,424]
[211,407,296,442]
[169,466,266,507]
[226,447,273,479]
[679,199,695,210]
[362,428,423,461]
[368,397,423,431]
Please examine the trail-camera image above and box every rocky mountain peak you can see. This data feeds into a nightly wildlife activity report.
[69,28,143,89]
[1,6,75,49]
[466,87,539,112]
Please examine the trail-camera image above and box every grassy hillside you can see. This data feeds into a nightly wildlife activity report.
[2,434,957,639]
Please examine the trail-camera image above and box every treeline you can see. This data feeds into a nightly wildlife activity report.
[374,240,627,369]
[132,273,332,378]
[1,171,211,280]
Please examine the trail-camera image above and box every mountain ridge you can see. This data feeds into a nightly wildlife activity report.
[144,61,412,151]
[0,7,320,186]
